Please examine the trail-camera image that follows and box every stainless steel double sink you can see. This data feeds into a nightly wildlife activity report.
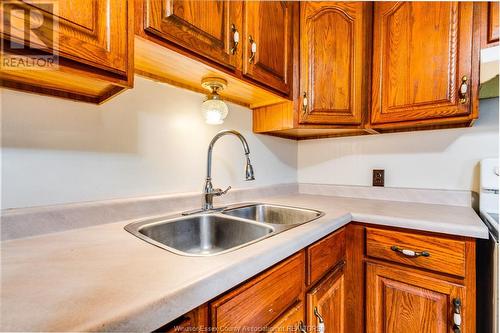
[125,203,323,256]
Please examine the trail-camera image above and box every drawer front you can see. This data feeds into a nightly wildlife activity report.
[307,227,346,286]
[366,227,466,277]
[211,251,305,329]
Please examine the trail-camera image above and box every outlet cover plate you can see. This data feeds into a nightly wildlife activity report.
[373,169,385,187]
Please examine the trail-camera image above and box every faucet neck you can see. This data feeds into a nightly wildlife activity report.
[206,130,251,180]
[203,130,254,211]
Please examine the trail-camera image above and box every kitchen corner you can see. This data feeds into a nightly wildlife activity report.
[1,184,487,331]
[1,1,499,332]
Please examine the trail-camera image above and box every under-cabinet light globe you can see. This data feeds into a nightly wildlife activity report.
[201,97,229,125]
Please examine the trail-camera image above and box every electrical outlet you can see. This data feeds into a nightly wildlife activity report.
[373,169,385,187]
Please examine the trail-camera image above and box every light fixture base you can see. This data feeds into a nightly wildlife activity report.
[201,77,228,93]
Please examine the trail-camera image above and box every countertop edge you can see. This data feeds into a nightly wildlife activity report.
[94,214,353,332]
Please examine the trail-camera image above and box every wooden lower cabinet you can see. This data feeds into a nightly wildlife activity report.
[161,225,476,333]
[366,262,466,333]
[269,301,305,333]
[154,306,209,333]
[210,251,305,330]
[307,263,345,333]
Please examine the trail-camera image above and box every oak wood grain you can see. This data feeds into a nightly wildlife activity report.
[307,262,346,333]
[344,224,365,333]
[299,2,371,125]
[366,262,466,333]
[1,0,129,73]
[165,224,476,333]
[269,300,305,333]
[134,36,287,109]
[482,2,499,47]
[210,251,305,330]
[371,2,476,125]
[0,0,133,103]
[242,1,293,95]
[307,227,346,286]
[144,0,240,69]
[366,227,466,277]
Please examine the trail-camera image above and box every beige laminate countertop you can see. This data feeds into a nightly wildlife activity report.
[0,194,488,332]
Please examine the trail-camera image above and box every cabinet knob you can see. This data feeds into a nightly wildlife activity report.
[458,76,468,104]
[302,92,308,114]
[453,298,462,333]
[391,245,430,258]
[314,306,325,333]
[249,35,257,63]
[230,24,239,55]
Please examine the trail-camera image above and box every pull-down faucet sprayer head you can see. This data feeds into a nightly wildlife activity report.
[245,156,255,181]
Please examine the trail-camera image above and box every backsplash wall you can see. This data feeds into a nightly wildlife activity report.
[1,76,297,209]
[298,98,499,193]
[2,76,498,209]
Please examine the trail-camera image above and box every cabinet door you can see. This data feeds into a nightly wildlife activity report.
[299,2,371,125]
[144,0,241,69]
[242,1,293,95]
[307,264,345,333]
[269,301,305,333]
[1,0,129,74]
[371,2,475,125]
[366,262,466,333]
[482,2,499,47]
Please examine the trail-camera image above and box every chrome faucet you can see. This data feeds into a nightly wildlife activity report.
[183,130,255,215]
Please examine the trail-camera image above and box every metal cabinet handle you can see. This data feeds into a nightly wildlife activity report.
[230,24,239,55]
[299,321,307,333]
[314,307,325,333]
[453,298,462,333]
[391,245,430,257]
[248,35,257,63]
[302,92,308,114]
[458,76,468,104]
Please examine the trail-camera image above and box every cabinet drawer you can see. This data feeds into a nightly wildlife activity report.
[307,227,346,286]
[210,251,305,329]
[366,227,466,277]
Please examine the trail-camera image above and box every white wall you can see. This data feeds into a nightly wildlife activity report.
[1,76,297,209]
[2,75,498,209]
[298,98,499,192]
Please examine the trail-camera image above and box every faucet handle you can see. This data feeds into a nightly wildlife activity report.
[214,186,231,196]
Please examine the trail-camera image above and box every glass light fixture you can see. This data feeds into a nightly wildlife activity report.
[201,77,229,125]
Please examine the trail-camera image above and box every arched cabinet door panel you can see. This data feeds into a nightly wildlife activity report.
[371,2,475,125]
[300,2,371,125]
[366,262,467,333]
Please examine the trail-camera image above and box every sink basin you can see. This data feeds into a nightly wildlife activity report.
[125,214,274,256]
[222,204,323,225]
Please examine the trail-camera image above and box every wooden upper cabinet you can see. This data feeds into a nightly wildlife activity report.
[3,0,129,74]
[299,2,371,125]
[144,0,241,69]
[307,264,345,333]
[242,1,293,95]
[366,262,467,333]
[482,2,499,47]
[371,2,476,125]
[0,0,132,103]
